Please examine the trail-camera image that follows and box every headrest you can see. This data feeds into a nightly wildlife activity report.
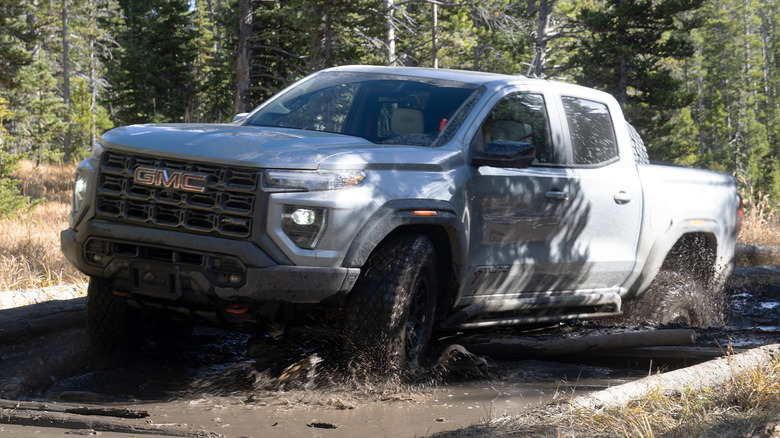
[391,108,424,135]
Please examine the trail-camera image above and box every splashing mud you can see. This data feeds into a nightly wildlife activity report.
[619,270,728,328]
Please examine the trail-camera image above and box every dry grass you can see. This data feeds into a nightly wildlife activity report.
[0,161,86,292]
[13,159,76,204]
[739,195,780,247]
[438,358,780,438]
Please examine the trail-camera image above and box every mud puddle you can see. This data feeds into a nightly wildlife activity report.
[0,265,776,437]
[1,323,646,437]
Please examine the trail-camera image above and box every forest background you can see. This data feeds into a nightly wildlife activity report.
[0,0,779,216]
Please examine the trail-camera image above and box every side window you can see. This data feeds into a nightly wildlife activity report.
[475,93,555,164]
[561,96,618,166]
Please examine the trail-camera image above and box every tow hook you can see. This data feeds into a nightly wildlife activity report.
[226,302,249,314]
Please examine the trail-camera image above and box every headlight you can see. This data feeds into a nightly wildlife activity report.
[265,170,366,192]
[283,205,327,249]
[71,143,102,222]
[73,170,88,212]
[73,161,93,214]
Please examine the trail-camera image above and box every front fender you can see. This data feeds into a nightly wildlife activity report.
[342,199,460,268]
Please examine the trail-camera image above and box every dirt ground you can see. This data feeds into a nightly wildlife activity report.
[0,266,777,438]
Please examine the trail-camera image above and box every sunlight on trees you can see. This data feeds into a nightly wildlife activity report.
[0,0,778,214]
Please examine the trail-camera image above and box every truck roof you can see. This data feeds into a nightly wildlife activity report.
[323,65,539,86]
[322,65,614,102]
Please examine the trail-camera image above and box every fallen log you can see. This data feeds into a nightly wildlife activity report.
[584,345,732,362]
[571,343,780,410]
[0,297,86,344]
[0,407,222,437]
[735,245,780,267]
[727,265,780,295]
[0,399,149,419]
[462,329,697,359]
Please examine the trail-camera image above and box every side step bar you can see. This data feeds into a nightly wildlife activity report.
[439,292,622,330]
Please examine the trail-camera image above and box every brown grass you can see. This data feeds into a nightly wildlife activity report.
[13,159,76,204]
[0,161,85,291]
[738,195,780,247]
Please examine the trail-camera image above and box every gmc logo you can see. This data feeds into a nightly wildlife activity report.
[133,166,208,193]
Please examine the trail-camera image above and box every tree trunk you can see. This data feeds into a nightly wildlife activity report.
[384,0,396,65]
[62,0,71,162]
[432,3,438,68]
[533,0,552,77]
[324,3,333,67]
[88,0,97,150]
[234,0,252,113]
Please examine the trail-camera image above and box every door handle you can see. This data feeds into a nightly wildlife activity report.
[545,191,568,202]
[614,191,633,204]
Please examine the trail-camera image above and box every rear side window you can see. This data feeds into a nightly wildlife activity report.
[561,96,618,166]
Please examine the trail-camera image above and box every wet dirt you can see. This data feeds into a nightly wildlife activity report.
[0,323,645,437]
[0,266,777,437]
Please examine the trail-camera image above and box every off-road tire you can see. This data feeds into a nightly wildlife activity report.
[620,234,726,327]
[344,233,439,375]
[86,278,138,352]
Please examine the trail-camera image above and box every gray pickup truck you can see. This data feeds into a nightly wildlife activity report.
[62,65,742,371]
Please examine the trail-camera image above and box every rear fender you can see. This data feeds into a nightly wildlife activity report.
[629,230,718,299]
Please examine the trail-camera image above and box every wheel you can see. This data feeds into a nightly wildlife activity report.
[344,233,439,375]
[620,235,726,327]
[86,277,139,352]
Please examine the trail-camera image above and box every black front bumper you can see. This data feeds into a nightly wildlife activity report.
[61,221,360,305]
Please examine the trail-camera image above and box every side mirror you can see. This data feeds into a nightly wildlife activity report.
[232,112,249,123]
[472,140,536,169]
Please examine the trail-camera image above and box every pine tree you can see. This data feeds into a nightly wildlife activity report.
[6,0,67,162]
[109,0,196,124]
[0,98,31,216]
[571,0,703,137]
[684,0,774,202]
[0,0,33,91]
[66,0,118,157]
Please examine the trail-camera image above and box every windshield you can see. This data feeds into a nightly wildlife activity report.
[244,71,484,147]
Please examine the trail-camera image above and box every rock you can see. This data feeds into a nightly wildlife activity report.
[274,353,323,387]
[435,344,497,380]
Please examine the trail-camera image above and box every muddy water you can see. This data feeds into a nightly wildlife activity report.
[1,324,639,437]
[1,265,776,437]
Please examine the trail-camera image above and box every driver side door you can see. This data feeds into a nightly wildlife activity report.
[463,90,580,299]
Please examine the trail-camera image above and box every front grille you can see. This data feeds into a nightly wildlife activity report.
[95,151,258,239]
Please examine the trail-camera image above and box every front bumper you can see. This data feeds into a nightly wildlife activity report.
[61,221,360,304]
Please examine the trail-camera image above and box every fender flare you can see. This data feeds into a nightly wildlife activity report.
[342,199,461,268]
[628,227,719,299]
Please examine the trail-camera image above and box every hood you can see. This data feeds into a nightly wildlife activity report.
[101,123,381,170]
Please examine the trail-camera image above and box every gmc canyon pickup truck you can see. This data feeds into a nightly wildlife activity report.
[62,65,742,370]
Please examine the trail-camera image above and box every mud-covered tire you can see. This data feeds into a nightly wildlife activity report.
[86,278,138,352]
[620,235,726,327]
[344,234,439,375]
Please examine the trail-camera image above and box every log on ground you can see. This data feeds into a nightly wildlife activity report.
[462,329,697,359]
[572,343,780,410]
[0,297,86,344]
